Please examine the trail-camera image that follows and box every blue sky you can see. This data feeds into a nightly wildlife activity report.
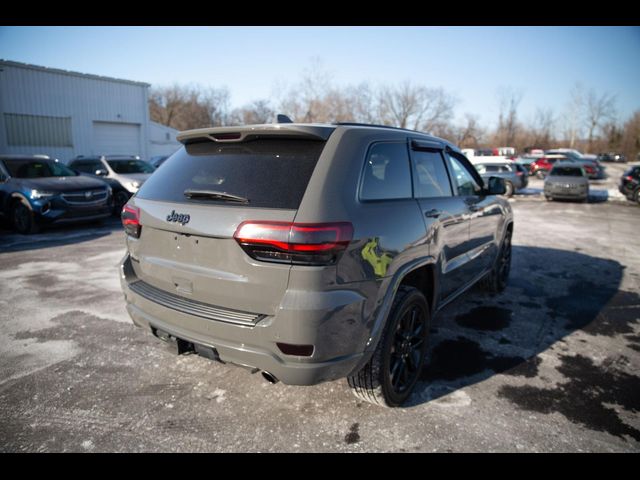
[1,26,639,129]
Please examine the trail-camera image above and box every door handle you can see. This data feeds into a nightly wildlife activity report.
[425,209,442,218]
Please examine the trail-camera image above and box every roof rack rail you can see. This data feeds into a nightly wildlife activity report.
[332,122,428,134]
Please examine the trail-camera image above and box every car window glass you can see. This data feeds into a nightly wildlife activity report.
[137,139,325,209]
[446,154,479,196]
[3,159,77,178]
[412,150,452,198]
[361,142,412,200]
[107,160,155,174]
[73,160,102,173]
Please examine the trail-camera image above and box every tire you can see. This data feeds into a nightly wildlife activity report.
[347,286,430,407]
[12,201,40,234]
[634,188,640,205]
[545,195,553,201]
[481,228,512,294]
[503,181,514,198]
[113,190,130,216]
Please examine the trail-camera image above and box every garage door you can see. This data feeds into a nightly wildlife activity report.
[93,121,141,156]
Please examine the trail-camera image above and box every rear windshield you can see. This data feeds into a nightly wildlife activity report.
[550,166,584,177]
[135,138,326,209]
[107,159,155,174]
[2,159,77,178]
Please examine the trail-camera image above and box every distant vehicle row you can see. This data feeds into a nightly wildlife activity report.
[0,153,173,234]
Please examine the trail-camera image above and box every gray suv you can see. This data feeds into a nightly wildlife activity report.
[119,122,513,407]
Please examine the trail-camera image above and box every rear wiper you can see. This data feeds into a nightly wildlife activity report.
[184,189,249,203]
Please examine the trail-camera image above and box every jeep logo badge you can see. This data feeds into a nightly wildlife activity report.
[166,210,190,225]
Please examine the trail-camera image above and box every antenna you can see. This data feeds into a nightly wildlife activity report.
[277,114,293,124]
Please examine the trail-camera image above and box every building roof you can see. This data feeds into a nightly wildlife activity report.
[0,59,151,88]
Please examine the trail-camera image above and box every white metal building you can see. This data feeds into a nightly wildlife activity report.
[149,121,180,158]
[0,60,180,162]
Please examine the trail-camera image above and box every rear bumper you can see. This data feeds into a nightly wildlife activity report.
[546,191,588,200]
[119,254,370,385]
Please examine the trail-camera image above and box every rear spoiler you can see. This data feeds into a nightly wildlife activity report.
[177,124,335,144]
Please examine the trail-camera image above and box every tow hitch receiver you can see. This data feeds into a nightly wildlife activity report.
[151,326,194,355]
[151,326,222,362]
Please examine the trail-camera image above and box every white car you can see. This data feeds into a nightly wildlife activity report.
[68,155,155,211]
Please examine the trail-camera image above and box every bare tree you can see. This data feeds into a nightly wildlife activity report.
[276,57,334,123]
[149,84,231,130]
[378,81,456,132]
[621,110,640,161]
[531,107,555,148]
[455,114,485,148]
[562,83,584,148]
[230,99,275,125]
[495,87,523,146]
[585,89,617,152]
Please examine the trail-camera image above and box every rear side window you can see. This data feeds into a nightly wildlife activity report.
[71,160,103,173]
[360,142,412,201]
[550,166,583,176]
[412,150,452,198]
[136,139,325,209]
[446,154,480,196]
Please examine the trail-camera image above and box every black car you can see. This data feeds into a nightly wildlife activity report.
[0,155,112,234]
[598,152,626,163]
[619,165,640,204]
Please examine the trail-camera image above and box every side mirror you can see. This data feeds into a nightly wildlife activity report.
[485,176,506,195]
[95,169,108,176]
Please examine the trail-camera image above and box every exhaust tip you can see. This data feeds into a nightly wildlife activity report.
[261,371,279,384]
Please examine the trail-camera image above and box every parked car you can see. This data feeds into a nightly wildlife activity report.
[530,155,570,179]
[68,155,155,213]
[472,160,527,197]
[0,155,112,234]
[619,165,640,204]
[150,155,170,169]
[597,152,626,163]
[118,121,513,407]
[544,148,604,179]
[514,155,539,170]
[544,163,589,202]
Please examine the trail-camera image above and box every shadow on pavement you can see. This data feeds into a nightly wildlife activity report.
[407,246,640,442]
[0,217,122,253]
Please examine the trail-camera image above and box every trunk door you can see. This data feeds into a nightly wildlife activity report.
[125,136,328,316]
[128,198,295,315]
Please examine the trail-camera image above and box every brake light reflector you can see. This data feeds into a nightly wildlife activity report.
[234,221,354,265]
[122,204,141,238]
[277,343,314,356]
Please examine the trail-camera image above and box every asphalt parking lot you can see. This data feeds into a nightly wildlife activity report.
[1,172,639,452]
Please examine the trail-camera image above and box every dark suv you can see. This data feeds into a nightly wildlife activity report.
[119,122,513,407]
[619,165,640,204]
[0,155,112,234]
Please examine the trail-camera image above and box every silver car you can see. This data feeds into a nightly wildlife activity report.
[68,155,155,211]
[473,161,527,197]
[544,163,589,202]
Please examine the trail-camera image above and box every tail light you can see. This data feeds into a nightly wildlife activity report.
[625,175,634,181]
[121,204,141,238]
[234,221,354,266]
